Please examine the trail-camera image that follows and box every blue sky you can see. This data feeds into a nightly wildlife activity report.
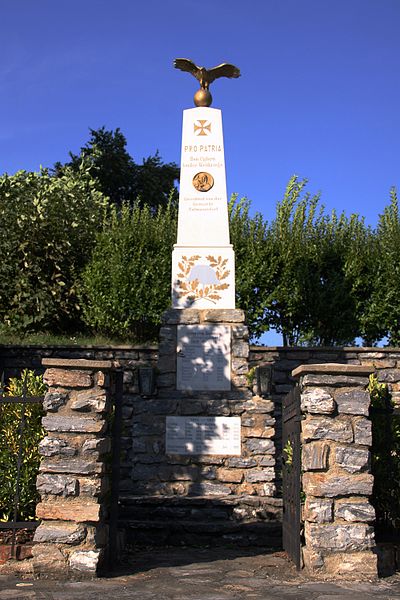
[1,0,399,343]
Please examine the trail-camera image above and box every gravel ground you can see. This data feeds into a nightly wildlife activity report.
[1,547,400,599]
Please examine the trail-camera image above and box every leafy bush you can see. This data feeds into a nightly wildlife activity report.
[0,166,107,333]
[369,374,400,533]
[80,200,177,340]
[0,370,46,521]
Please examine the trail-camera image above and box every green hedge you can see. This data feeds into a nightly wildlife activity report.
[79,201,177,340]
[0,370,46,521]
[0,167,107,333]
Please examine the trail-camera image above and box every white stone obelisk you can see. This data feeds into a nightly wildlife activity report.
[172,106,235,308]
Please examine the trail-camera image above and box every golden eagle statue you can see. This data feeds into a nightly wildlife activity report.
[174,58,240,107]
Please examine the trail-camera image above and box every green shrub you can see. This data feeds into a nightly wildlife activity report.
[369,374,400,532]
[80,201,177,340]
[0,370,46,521]
[0,166,107,333]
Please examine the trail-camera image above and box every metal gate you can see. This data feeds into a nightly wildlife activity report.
[282,385,302,569]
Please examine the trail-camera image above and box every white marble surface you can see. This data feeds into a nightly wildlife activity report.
[166,416,241,455]
[176,107,230,247]
[176,324,231,391]
[172,246,235,308]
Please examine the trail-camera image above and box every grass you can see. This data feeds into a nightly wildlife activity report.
[0,329,157,347]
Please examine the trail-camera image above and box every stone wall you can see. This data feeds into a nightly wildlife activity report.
[119,309,281,547]
[293,364,378,579]
[2,343,400,552]
[32,359,118,579]
[0,344,157,381]
[250,346,400,412]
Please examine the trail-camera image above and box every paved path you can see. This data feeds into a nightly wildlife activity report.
[1,548,400,599]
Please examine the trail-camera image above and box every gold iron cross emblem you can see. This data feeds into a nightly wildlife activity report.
[194,120,211,136]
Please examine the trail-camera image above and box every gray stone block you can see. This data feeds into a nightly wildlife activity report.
[353,417,372,445]
[302,442,329,471]
[246,439,275,454]
[42,415,106,433]
[231,325,249,339]
[301,388,335,414]
[43,392,68,412]
[40,458,103,475]
[70,388,108,413]
[245,468,274,483]
[34,522,86,544]
[189,482,231,495]
[203,309,245,322]
[258,456,276,466]
[242,397,274,414]
[69,549,101,573]
[226,457,257,468]
[305,522,374,551]
[334,445,370,473]
[335,498,375,522]
[162,309,200,324]
[335,388,370,415]
[303,472,374,497]
[232,357,249,375]
[39,436,76,457]
[32,543,67,576]
[304,498,333,522]
[36,473,78,496]
[302,374,369,387]
[302,416,353,442]
[378,369,400,383]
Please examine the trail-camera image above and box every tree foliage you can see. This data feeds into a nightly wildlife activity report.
[54,127,179,210]
[0,370,46,521]
[0,166,107,333]
[369,374,400,533]
[1,147,399,347]
[79,200,177,340]
[230,177,378,345]
[359,189,400,345]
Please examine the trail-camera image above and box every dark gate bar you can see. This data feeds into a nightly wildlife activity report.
[282,385,302,569]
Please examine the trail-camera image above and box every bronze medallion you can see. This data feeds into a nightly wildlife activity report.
[192,171,214,192]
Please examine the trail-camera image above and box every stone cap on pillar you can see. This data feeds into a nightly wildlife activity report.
[292,363,375,377]
[42,358,114,370]
[292,363,374,379]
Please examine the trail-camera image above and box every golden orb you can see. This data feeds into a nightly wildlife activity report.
[194,88,212,107]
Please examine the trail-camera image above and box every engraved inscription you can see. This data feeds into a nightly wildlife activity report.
[166,416,241,455]
[177,325,231,391]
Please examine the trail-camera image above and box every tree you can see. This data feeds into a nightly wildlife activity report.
[79,200,177,340]
[229,195,276,339]
[231,178,373,346]
[360,189,400,345]
[0,166,107,333]
[54,127,179,210]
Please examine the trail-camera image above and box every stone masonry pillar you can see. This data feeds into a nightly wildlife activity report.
[292,364,378,579]
[32,359,115,578]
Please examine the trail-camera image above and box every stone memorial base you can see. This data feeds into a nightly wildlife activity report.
[120,308,281,547]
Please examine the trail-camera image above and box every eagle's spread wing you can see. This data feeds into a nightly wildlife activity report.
[207,63,241,84]
[174,58,202,82]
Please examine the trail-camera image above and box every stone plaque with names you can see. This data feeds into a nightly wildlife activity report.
[177,324,231,391]
[166,416,241,455]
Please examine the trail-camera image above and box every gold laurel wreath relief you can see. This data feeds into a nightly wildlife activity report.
[176,255,230,304]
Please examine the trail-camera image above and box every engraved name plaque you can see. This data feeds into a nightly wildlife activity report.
[177,324,231,391]
[166,416,241,455]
